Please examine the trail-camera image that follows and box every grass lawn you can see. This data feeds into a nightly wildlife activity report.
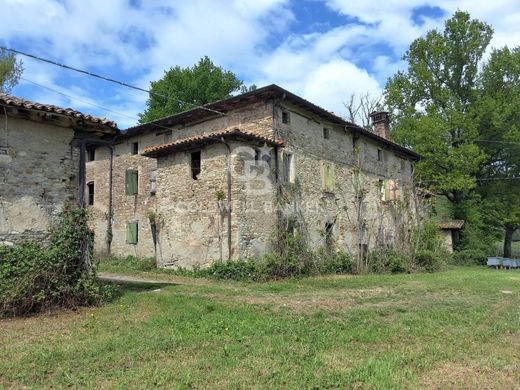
[1,267,519,389]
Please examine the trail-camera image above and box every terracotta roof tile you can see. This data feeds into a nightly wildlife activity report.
[438,220,465,230]
[0,93,117,129]
[143,128,283,157]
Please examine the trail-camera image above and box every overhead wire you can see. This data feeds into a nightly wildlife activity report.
[5,47,519,153]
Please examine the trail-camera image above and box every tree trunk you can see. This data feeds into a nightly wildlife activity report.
[451,190,465,249]
[503,225,515,259]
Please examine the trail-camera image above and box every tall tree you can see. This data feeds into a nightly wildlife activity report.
[139,56,244,123]
[476,46,520,257]
[344,92,383,130]
[385,11,493,246]
[0,49,23,93]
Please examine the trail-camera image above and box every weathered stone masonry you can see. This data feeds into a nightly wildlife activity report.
[87,85,420,268]
[0,93,117,246]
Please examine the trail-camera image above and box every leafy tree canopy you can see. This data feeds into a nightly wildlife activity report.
[385,11,493,222]
[0,49,23,93]
[139,56,246,123]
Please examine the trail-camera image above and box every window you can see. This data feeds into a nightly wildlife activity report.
[131,142,139,155]
[323,127,330,139]
[378,179,384,201]
[254,149,261,162]
[322,161,335,192]
[411,163,415,175]
[125,169,138,195]
[400,159,406,171]
[150,169,157,195]
[87,181,94,206]
[191,151,201,180]
[325,221,334,249]
[281,152,294,183]
[126,222,138,244]
[87,147,95,162]
[377,148,383,162]
[381,179,400,202]
[352,135,359,150]
[282,111,290,124]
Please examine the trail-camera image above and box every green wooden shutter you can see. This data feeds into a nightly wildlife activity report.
[125,169,138,195]
[126,222,138,244]
[323,162,335,192]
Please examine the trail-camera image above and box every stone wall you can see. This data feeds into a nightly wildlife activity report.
[86,100,274,260]
[0,117,80,245]
[153,140,278,267]
[87,97,418,267]
[273,102,416,255]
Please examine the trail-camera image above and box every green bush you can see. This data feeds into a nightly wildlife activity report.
[451,248,487,265]
[414,249,445,272]
[315,250,356,274]
[368,249,412,274]
[202,259,260,281]
[0,207,111,317]
[100,255,156,271]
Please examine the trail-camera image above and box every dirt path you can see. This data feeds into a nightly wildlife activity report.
[97,272,183,285]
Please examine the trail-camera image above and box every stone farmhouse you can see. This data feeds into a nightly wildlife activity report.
[86,85,420,268]
[0,93,118,246]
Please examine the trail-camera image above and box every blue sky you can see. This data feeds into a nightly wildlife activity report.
[1,0,520,128]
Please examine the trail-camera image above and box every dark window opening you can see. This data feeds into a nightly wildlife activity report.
[191,151,201,180]
[87,181,94,206]
[254,149,261,162]
[323,127,330,139]
[282,111,290,124]
[325,221,334,249]
[131,142,139,155]
[87,147,95,162]
[353,135,358,150]
[411,163,415,174]
[377,148,383,162]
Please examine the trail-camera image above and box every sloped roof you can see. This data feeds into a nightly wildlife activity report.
[0,93,117,130]
[125,84,420,160]
[143,128,283,158]
[438,220,465,230]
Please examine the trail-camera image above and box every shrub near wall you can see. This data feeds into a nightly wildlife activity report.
[0,207,109,317]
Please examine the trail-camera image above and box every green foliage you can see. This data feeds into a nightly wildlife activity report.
[451,249,487,265]
[0,48,23,93]
[139,56,244,123]
[100,255,157,272]
[0,207,110,317]
[385,11,492,223]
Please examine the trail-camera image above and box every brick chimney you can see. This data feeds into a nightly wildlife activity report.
[369,111,390,140]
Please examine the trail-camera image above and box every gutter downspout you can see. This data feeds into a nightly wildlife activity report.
[107,145,114,255]
[77,137,116,255]
[221,137,233,261]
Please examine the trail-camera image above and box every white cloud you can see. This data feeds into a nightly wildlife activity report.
[1,0,520,129]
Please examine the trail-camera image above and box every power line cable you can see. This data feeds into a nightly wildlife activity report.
[2,46,228,117]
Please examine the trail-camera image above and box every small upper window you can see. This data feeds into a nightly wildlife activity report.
[323,128,330,139]
[377,148,383,162]
[87,147,95,162]
[131,142,139,155]
[87,181,94,206]
[352,135,358,150]
[191,151,201,180]
[282,111,290,124]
